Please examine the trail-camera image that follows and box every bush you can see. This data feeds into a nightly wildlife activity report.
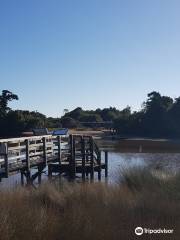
[61,117,78,128]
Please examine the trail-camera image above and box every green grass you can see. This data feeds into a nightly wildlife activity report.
[0,168,180,240]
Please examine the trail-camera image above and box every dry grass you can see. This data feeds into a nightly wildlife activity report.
[0,168,180,240]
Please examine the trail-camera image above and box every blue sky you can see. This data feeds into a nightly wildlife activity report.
[0,0,180,117]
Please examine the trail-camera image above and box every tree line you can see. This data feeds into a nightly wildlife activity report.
[0,90,180,138]
[59,91,180,138]
[0,90,61,137]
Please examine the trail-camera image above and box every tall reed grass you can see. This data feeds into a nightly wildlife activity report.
[0,167,180,240]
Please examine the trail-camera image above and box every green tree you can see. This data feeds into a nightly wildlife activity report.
[61,117,78,128]
[141,91,173,136]
[0,90,18,116]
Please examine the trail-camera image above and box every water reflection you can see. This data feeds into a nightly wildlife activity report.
[106,151,180,183]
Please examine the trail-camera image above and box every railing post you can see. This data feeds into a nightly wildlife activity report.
[72,136,76,179]
[98,151,102,181]
[57,135,61,165]
[43,137,47,166]
[69,135,76,179]
[69,134,73,159]
[4,143,8,178]
[81,136,86,181]
[90,137,94,181]
[25,139,30,171]
[0,143,8,178]
[25,139,31,185]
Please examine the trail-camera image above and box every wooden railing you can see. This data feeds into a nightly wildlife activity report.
[0,134,107,184]
[0,135,69,177]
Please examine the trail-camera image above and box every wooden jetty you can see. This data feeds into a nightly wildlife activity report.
[0,134,108,185]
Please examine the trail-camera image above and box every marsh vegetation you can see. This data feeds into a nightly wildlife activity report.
[0,167,180,240]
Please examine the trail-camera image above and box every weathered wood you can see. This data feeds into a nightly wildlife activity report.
[57,135,61,165]
[69,134,73,159]
[81,137,86,180]
[48,165,52,179]
[25,139,30,171]
[105,151,108,178]
[38,165,42,184]
[69,135,75,179]
[20,171,24,186]
[0,135,55,144]
[4,149,9,178]
[98,151,102,181]
[0,143,8,178]
[43,137,47,166]
[0,134,108,184]
[26,170,31,185]
[90,137,94,181]
[69,134,73,176]
[72,136,76,178]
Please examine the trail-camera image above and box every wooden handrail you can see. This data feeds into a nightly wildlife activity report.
[0,134,103,182]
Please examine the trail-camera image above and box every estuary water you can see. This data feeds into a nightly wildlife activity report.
[1,139,180,188]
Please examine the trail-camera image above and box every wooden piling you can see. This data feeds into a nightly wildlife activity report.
[57,135,62,178]
[43,137,47,166]
[98,151,102,181]
[105,151,108,178]
[48,165,52,180]
[25,139,30,171]
[69,135,76,179]
[38,166,42,184]
[85,146,89,178]
[26,170,31,185]
[4,143,8,178]
[57,135,61,165]
[81,137,86,181]
[90,137,94,181]
[72,136,76,178]
[20,171,24,186]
